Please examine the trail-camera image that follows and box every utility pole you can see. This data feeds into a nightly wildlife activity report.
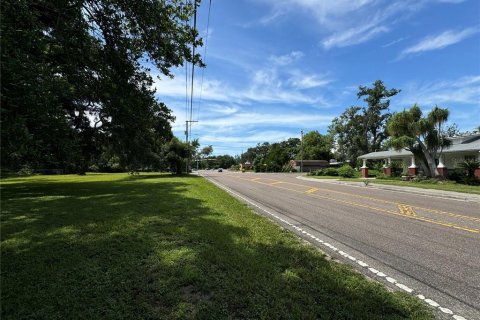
[185,120,198,173]
[300,130,304,173]
[185,0,198,174]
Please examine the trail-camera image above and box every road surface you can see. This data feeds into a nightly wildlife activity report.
[200,171,480,320]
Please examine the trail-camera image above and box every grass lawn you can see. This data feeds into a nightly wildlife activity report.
[359,178,480,194]
[1,173,432,319]
[310,176,480,194]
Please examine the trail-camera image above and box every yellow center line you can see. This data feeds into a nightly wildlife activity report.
[306,188,318,194]
[224,174,480,234]
[228,174,480,223]
[398,205,416,217]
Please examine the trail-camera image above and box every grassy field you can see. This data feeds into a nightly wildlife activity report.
[1,173,432,319]
[310,176,480,194]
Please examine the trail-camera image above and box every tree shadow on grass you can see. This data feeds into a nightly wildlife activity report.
[1,175,431,319]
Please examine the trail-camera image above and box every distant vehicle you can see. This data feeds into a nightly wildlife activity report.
[218,168,223,172]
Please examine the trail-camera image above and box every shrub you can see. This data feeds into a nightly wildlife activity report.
[447,168,464,182]
[323,167,339,176]
[88,164,100,172]
[17,165,33,176]
[337,165,355,178]
[459,160,480,178]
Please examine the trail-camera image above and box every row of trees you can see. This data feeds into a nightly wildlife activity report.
[240,80,476,177]
[2,0,203,174]
[239,81,398,172]
[239,132,332,172]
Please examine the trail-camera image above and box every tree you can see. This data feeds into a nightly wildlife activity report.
[329,80,400,163]
[1,0,203,172]
[302,131,332,160]
[387,105,451,177]
[200,145,213,158]
[162,137,190,174]
[215,155,236,169]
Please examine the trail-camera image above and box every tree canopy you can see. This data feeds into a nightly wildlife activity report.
[329,80,400,164]
[387,105,451,177]
[1,0,203,172]
[302,131,332,161]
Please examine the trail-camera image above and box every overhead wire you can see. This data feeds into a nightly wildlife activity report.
[194,0,212,137]
[188,0,198,138]
[184,0,190,138]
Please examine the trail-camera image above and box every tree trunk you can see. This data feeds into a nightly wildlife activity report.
[417,138,438,177]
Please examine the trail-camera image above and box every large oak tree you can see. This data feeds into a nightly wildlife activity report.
[1,0,203,172]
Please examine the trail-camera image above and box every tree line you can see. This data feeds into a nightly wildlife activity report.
[239,80,476,177]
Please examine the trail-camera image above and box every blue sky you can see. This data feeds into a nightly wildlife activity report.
[154,0,480,156]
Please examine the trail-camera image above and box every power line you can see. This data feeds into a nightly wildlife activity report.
[186,0,198,172]
[184,0,190,139]
[195,0,212,130]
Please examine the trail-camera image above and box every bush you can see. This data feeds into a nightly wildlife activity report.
[17,165,33,176]
[447,168,464,182]
[88,164,100,172]
[337,165,355,178]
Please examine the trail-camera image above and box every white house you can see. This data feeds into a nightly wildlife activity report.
[358,133,480,178]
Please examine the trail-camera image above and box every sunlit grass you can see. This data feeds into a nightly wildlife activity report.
[1,173,432,319]
[310,175,480,194]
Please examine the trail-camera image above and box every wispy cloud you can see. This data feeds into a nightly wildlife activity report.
[400,27,479,57]
[398,75,480,107]
[322,25,389,49]
[257,0,427,49]
[154,61,332,107]
[197,112,333,130]
[268,51,304,66]
[382,37,407,48]
[287,71,332,89]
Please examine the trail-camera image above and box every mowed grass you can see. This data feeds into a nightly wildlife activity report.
[311,176,480,194]
[1,173,432,319]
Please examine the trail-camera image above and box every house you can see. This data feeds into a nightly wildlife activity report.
[240,161,253,170]
[358,133,480,178]
[289,160,329,172]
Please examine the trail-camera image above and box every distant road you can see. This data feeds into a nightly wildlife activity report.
[201,171,480,320]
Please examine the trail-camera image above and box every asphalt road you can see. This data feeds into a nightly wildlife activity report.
[200,171,480,320]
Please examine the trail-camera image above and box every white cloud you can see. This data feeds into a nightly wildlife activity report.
[258,0,377,28]
[258,0,425,49]
[200,130,296,144]
[382,37,407,48]
[197,112,333,130]
[401,28,479,57]
[322,25,389,49]
[268,51,304,66]
[398,75,480,107]
[154,65,332,107]
[287,71,332,89]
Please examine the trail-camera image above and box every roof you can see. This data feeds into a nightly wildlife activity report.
[290,160,329,165]
[359,134,480,159]
[358,149,412,159]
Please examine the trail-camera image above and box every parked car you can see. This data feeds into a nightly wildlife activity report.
[218,168,223,172]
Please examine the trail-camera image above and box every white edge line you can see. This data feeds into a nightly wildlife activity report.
[203,174,469,320]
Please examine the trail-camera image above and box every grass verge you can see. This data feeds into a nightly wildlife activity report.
[310,176,480,194]
[1,173,432,319]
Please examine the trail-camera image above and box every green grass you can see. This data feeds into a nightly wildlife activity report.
[359,178,480,194]
[1,173,432,319]
[310,175,480,195]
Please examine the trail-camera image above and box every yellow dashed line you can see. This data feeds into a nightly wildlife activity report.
[306,188,318,194]
[398,205,416,217]
[230,174,480,223]
[224,173,480,234]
